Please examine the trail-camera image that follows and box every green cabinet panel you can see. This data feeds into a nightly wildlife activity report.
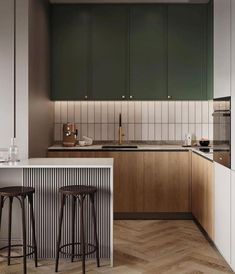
[50,3,213,101]
[51,5,90,100]
[91,5,129,100]
[168,5,207,100]
[130,5,167,100]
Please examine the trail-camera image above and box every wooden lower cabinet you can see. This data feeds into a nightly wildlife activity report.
[143,151,190,212]
[192,152,214,239]
[48,151,144,212]
[48,150,190,213]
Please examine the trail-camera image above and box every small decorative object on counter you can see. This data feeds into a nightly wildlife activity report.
[82,136,93,146]
[79,140,86,147]
[199,138,210,147]
[8,137,19,163]
[62,123,78,147]
[183,133,192,147]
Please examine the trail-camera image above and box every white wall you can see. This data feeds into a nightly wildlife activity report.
[0,0,14,149]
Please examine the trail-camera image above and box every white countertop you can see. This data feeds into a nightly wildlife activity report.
[0,158,114,168]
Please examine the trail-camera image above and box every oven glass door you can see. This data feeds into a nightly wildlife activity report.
[213,99,231,168]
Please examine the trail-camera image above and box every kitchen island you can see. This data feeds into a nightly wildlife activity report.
[0,158,113,265]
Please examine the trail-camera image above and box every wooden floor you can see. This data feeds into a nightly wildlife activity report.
[0,220,233,274]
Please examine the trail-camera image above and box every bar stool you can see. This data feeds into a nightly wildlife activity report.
[0,186,38,274]
[55,185,100,274]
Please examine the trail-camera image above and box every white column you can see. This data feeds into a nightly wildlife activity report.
[16,0,29,160]
[0,0,14,149]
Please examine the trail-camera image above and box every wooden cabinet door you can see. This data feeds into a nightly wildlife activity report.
[91,5,129,100]
[130,5,167,100]
[87,151,144,213]
[168,5,207,100]
[192,153,214,239]
[51,5,90,100]
[96,151,144,213]
[48,150,144,212]
[143,152,190,212]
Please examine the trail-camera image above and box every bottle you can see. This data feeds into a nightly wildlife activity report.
[8,138,19,162]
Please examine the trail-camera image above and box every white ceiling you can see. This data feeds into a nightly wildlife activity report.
[50,0,210,3]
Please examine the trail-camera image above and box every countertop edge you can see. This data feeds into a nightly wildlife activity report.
[47,145,214,162]
[0,158,114,169]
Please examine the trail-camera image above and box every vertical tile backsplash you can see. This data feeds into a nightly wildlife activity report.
[54,101,213,142]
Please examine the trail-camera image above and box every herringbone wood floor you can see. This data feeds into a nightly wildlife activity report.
[0,220,233,274]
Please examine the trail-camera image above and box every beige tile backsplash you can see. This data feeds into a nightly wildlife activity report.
[54,101,213,142]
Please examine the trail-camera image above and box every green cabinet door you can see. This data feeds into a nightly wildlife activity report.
[168,5,207,100]
[130,5,167,100]
[51,5,90,100]
[91,5,129,100]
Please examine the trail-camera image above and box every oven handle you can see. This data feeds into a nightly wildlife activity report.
[212,110,231,117]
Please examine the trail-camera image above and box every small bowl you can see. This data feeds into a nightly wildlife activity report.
[199,140,210,147]
[79,141,86,147]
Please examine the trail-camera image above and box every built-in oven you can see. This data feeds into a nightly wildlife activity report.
[213,97,231,168]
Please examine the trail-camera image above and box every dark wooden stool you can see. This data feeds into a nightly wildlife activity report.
[0,186,38,274]
[55,185,100,274]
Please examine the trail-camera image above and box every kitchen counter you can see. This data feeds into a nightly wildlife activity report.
[48,144,214,161]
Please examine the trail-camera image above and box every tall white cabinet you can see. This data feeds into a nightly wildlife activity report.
[214,0,231,99]
[231,1,235,271]
[214,162,231,265]
[0,0,14,149]
[231,0,235,171]
[231,170,235,271]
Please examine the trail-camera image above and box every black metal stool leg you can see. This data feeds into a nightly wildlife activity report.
[71,195,76,263]
[28,194,38,267]
[8,197,13,265]
[90,193,100,267]
[21,195,27,274]
[55,193,66,272]
[79,195,86,274]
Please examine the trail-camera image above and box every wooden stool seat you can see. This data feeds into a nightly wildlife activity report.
[59,185,97,196]
[0,186,38,274]
[0,186,35,197]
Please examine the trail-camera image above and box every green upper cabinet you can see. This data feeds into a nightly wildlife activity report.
[130,5,167,100]
[50,3,213,101]
[90,5,129,100]
[167,5,207,100]
[51,5,90,100]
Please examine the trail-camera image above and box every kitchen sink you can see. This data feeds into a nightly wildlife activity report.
[101,145,138,150]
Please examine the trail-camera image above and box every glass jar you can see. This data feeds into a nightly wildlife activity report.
[8,138,19,163]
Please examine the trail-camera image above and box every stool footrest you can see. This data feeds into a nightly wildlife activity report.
[59,242,98,257]
[0,244,36,259]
